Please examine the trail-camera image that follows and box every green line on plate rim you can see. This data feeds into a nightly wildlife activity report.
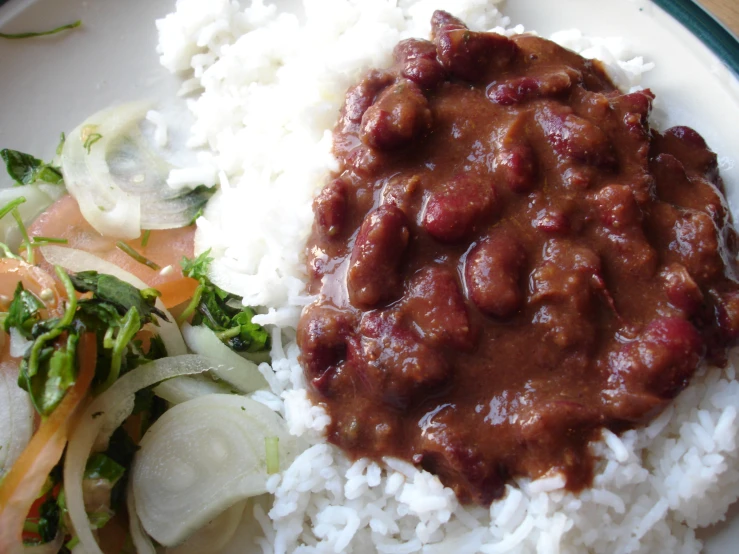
[652,0,739,77]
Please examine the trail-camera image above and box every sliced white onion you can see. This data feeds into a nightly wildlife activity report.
[61,101,212,239]
[0,185,66,251]
[8,328,31,359]
[218,495,271,554]
[127,481,157,554]
[61,102,145,239]
[64,355,225,554]
[167,500,247,554]
[91,395,136,454]
[23,531,64,554]
[131,394,297,546]
[39,245,186,356]
[182,323,267,393]
[0,360,35,476]
[153,374,232,405]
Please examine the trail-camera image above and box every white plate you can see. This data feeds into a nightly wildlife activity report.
[1,0,737,552]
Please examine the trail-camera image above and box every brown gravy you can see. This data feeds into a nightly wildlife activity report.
[298,11,739,504]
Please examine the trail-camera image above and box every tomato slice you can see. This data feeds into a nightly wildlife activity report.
[29,195,198,308]
[0,334,96,554]
[0,258,63,316]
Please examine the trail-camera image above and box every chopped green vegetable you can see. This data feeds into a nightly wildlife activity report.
[38,333,78,414]
[88,511,114,529]
[115,241,160,271]
[70,271,166,324]
[9,267,167,415]
[56,132,66,156]
[18,268,78,415]
[12,208,33,263]
[0,19,81,39]
[84,453,126,484]
[0,196,26,220]
[102,306,140,390]
[3,282,43,339]
[0,241,22,260]
[180,250,270,353]
[83,132,103,154]
[141,229,151,248]
[180,249,212,282]
[266,436,280,474]
[0,149,63,185]
[30,236,69,246]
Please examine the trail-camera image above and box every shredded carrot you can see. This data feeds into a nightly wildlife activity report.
[0,334,97,554]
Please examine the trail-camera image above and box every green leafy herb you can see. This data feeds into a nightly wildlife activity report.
[180,250,270,353]
[0,20,81,40]
[4,282,43,339]
[0,196,26,219]
[115,241,160,271]
[31,236,69,246]
[84,453,126,484]
[102,307,140,390]
[0,149,63,186]
[69,271,165,324]
[12,208,33,263]
[18,267,78,414]
[36,333,79,414]
[10,267,168,415]
[180,249,212,282]
[56,132,66,156]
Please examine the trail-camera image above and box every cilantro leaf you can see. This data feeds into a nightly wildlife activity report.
[229,308,270,352]
[13,267,169,415]
[69,271,166,324]
[181,249,213,282]
[3,282,43,339]
[179,251,270,353]
[37,333,78,415]
[0,149,63,186]
[84,453,125,484]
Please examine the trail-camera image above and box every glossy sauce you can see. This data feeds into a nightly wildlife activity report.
[298,11,739,504]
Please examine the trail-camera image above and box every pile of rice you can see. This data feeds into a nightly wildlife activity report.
[155,1,739,552]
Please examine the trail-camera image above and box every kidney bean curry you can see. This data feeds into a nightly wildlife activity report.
[298,11,739,504]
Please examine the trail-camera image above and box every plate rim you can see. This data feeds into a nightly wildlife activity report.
[1,0,738,78]
[652,0,739,76]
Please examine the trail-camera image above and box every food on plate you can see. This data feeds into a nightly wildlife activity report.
[299,9,739,506]
[0,0,738,553]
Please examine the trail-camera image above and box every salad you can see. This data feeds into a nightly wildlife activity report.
[0,103,296,554]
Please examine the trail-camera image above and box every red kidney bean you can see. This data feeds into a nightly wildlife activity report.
[488,69,576,105]
[432,11,517,82]
[422,173,495,242]
[393,38,446,90]
[314,178,349,239]
[405,266,475,349]
[465,233,526,318]
[347,204,410,308]
[360,79,432,150]
[535,104,615,167]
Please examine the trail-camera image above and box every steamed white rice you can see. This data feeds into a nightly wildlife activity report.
[155,1,739,552]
